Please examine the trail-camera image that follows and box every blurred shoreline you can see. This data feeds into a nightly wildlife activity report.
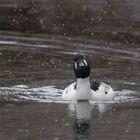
[0,0,140,35]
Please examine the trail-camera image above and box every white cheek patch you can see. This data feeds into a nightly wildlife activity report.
[79,62,85,67]
[83,59,88,66]
[75,63,78,69]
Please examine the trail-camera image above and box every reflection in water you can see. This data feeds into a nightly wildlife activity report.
[75,101,91,120]
[73,120,90,140]
[69,101,112,119]
[73,101,91,140]
[71,101,113,140]
[94,102,111,114]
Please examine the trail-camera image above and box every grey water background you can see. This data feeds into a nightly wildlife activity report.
[0,0,140,140]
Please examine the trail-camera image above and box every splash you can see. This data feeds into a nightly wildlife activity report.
[0,85,63,103]
[113,90,140,103]
[0,85,139,103]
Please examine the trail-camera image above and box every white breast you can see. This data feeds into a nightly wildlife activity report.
[62,81,114,101]
[62,83,92,100]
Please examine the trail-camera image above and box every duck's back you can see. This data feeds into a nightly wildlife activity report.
[90,81,114,100]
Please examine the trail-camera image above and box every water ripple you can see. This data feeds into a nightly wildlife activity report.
[0,85,139,103]
[114,90,140,103]
[0,85,63,103]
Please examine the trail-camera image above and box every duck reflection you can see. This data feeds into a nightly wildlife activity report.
[73,101,91,140]
[75,101,91,120]
[71,101,112,140]
[93,102,112,116]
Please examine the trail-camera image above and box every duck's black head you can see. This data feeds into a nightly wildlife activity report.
[73,54,90,79]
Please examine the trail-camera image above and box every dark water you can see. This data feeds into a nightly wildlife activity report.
[0,31,140,140]
[0,0,140,140]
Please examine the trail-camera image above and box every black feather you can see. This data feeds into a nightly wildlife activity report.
[74,81,100,91]
[90,81,100,91]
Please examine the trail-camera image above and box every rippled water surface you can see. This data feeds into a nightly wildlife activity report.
[0,31,140,140]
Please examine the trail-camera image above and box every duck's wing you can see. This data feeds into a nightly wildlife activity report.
[90,81,114,95]
[90,81,113,95]
[90,81,101,91]
[90,81,114,100]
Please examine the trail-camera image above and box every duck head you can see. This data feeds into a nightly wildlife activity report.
[73,54,90,79]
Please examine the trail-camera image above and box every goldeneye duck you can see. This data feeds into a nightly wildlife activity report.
[62,54,114,101]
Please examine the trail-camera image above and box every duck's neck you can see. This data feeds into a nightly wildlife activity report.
[76,77,91,95]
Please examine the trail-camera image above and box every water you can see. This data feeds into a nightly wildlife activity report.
[0,0,140,140]
[0,31,140,140]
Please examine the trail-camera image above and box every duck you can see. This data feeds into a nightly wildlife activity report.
[62,53,114,101]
